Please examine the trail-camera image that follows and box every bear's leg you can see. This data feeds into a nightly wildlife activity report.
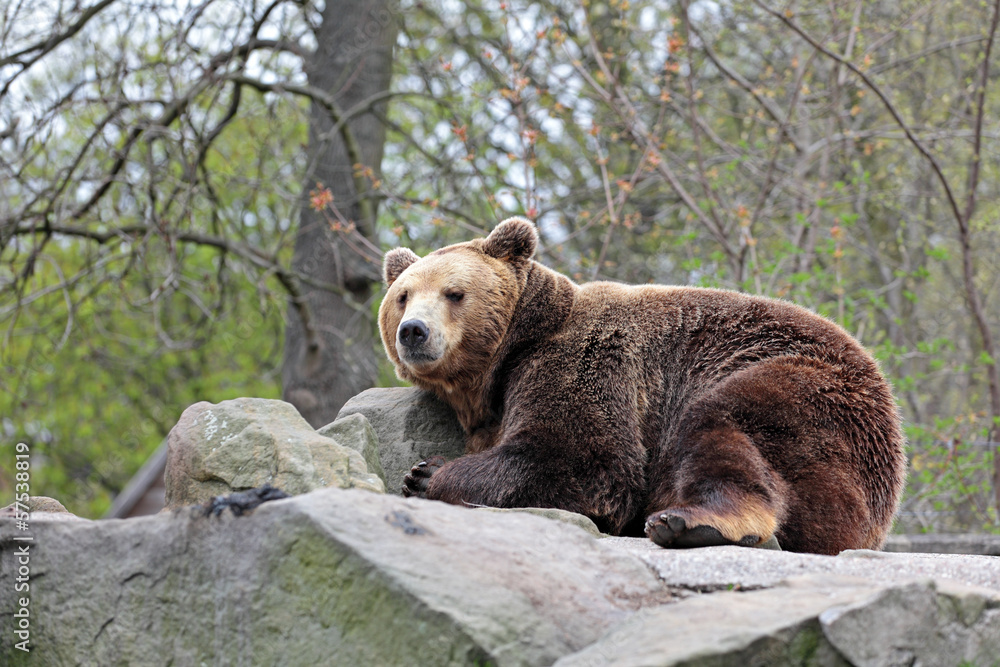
[405,438,645,535]
[421,446,588,512]
[644,354,898,553]
[644,424,787,548]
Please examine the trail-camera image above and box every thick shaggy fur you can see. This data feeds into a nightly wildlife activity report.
[379,218,906,554]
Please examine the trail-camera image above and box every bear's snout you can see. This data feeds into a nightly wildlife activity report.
[396,317,444,368]
[398,319,430,349]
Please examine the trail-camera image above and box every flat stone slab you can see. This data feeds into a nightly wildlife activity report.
[885,532,1000,556]
[601,536,1000,592]
[555,574,1000,666]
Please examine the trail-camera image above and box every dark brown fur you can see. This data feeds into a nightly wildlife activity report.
[379,218,906,554]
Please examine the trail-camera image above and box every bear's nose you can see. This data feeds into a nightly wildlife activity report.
[398,319,430,348]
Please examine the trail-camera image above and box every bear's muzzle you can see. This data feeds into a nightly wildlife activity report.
[397,318,443,367]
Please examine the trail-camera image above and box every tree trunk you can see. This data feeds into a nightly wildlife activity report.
[282,0,397,427]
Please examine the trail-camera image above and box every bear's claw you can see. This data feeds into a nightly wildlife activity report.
[645,512,760,549]
[402,456,447,498]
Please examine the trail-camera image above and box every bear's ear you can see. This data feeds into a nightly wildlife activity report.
[383,247,420,286]
[483,217,538,261]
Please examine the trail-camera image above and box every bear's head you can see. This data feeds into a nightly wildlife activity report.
[378,217,538,390]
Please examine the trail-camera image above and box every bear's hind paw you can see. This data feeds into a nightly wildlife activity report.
[401,456,447,498]
[645,511,760,549]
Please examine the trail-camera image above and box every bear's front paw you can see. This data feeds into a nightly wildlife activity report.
[402,456,447,498]
[644,510,761,549]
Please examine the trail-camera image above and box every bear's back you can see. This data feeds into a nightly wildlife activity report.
[542,283,896,445]
[566,283,874,377]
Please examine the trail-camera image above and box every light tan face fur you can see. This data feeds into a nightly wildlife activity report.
[378,248,516,389]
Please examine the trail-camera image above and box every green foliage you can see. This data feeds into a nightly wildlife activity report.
[903,416,998,533]
[1,2,309,516]
[1,241,285,517]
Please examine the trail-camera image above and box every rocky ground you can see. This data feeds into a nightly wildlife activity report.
[2,388,998,666]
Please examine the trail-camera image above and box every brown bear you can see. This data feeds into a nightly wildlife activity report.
[379,217,906,554]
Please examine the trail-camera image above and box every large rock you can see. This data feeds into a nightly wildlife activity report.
[165,398,384,507]
[0,488,664,666]
[3,490,1000,666]
[820,578,1000,667]
[556,575,1000,666]
[333,387,466,494]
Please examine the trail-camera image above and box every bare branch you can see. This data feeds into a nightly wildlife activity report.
[5,222,367,352]
[871,35,986,74]
[572,20,739,272]
[228,76,411,231]
[0,0,121,79]
[752,0,966,228]
[685,18,807,154]
[961,0,1000,502]
[680,0,735,273]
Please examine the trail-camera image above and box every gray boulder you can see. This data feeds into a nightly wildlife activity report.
[555,574,1000,666]
[820,578,1000,667]
[3,488,1000,666]
[164,398,384,508]
[0,488,664,666]
[333,387,466,494]
[0,496,75,517]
